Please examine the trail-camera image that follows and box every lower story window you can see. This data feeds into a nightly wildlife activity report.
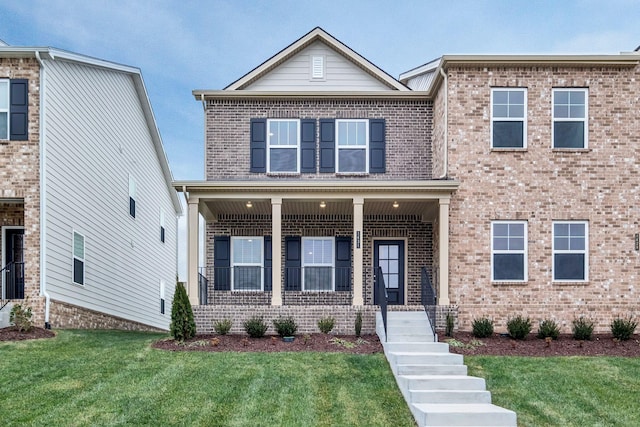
[73,231,85,285]
[302,237,334,291]
[553,221,588,281]
[491,221,527,281]
[231,237,263,290]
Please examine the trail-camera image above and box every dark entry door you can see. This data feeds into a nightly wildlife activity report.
[374,240,405,305]
[4,228,25,299]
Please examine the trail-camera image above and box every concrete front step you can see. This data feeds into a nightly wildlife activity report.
[389,351,464,365]
[409,389,491,404]
[399,375,486,391]
[397,363,468,376]
[385,342,450,353]
[413,403,517,427]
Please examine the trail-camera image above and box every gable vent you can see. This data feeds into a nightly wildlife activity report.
[311,55,324,79]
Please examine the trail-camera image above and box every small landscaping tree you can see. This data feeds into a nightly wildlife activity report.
[572,316,594,341]
[507,315,532,340]
[611,316,637,341]
[9,299,33,332]
[273,317,298,337]
[471,316,494,338]
[355,311,363,337]
[318,316,335,334]
[537,319,560,340]
[170,282,196,341]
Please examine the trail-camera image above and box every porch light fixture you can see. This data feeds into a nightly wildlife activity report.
[246,201,253,208]
[392,201,399,208]
[320,201,326,208]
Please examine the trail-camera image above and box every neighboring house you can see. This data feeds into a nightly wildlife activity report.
[176,27,640,333]
[0,42,181,331]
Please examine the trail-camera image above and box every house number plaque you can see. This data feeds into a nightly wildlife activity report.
[356,231,361,248]
[635,233,639,251]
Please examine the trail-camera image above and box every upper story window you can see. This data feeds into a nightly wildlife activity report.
[0,80,8,139]
[553,89,588,148]
[128,175,136,218]
[336,119,369,173]
[491,221,527,282]
[302,237,334,291]
[231,236,263,291]
[491,88,526,148]
[73,231,85,286]
[553,221,588,282]
[267,119,300,173]
[159,209,165,243]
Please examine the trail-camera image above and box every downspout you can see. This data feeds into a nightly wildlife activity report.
[438,67,448,179]
[35,51,51,329]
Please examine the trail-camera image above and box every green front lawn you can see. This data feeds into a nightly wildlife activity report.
[466,356,640,427]
[0,330,414,426]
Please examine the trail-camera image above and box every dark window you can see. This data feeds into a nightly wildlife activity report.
[160,226,165,243]
[491,89,526,148]
[493,122,524,148]
[129,197,136,218]
[553,89,587,148]
[492,222,526,281]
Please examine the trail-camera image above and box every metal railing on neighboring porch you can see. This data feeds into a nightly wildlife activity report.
[375,266,388,341]
[1,262,25,300]
[421,267,437,337]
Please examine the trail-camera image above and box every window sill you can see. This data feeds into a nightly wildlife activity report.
[267,172,301,177]
[551,148,591,153]
[491,147,527,152]
[492,281,528,286]
[336,172,369,177]
[553,281,589,286]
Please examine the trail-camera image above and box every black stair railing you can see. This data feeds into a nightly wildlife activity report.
[375,266,388,341]
[1,262,25,300]
[421,267,437,337]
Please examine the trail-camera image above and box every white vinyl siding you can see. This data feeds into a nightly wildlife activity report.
[231,237,263,291]
[302,237,334,291]
[491,88,526,148]
[0,79,8,139]
[552,89,588,148]
[267,119,299,173]
[553,221,588,282]
[491,221,527,282]
[244,41,389,91]
[43,59,177,330]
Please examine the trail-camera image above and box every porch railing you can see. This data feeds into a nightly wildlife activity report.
[421,267,437,337]
[1,262,25,300]
[197,266,352,305]
[375,266,388,341]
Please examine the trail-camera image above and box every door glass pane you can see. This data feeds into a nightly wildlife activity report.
[388,245,398,259]
[388,260,398,274]
[379,245,388,259]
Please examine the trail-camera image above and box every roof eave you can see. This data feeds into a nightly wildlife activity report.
[192,90,430,101]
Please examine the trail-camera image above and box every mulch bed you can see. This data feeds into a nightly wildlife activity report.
[152,333,383,354]
[0,326,56,341]
[444,332,640,357]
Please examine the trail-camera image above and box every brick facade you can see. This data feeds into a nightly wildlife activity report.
[444,64,640,332]
[50,300,166,331]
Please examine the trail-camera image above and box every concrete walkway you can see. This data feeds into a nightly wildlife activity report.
[376,311,517,427]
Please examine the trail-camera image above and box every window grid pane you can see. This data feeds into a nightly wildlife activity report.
[553,222,587,281]
[492,222,526,281]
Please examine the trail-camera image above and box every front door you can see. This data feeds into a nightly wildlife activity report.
[3,228,24,299]
[374,240,405,305]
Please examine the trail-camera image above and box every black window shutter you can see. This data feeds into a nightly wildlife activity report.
[335,236,352,291]
[264,236,272,291]
[319,119,335,173]
[300,119,316,173]
[10,79,28,141]
[284,236,301,291]
[213,236,231,290]
[250,119,267,173]
[369,119,385,173]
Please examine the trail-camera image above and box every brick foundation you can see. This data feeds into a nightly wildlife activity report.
[49,300,166,332]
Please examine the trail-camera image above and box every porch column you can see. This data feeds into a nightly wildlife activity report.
[187,197,200,306]
[271,197,283,306]
[438,198,450,305]
[352,197,364,306]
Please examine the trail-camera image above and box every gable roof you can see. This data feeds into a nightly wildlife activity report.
[225,27,408,91]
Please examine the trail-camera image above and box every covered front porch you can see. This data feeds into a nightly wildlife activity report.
[176,180,458,312]
[1,198,25,301]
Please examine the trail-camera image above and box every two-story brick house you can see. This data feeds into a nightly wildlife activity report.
[178,27,639,333]
[0,41,181,331]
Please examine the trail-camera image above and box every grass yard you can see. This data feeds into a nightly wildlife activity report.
[0,330,414,427]
[466,356,640,427]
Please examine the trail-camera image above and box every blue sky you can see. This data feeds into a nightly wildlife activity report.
[1,0,638,182]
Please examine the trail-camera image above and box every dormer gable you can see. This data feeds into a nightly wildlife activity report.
[225,27,408,92]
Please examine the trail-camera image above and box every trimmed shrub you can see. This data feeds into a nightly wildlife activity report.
[244,316,268,338]
[355,311,363,337]
[471,317,494,338]
[213,319,232,335]
[170,282,196,341]
[507,315,532,340]
[273,317,298,337]
[611,316,638,341]
[318,316,335,334]
[9,300,33,332]
[445,312,455,337]
[537,319,561,340]
[572,317,594,341]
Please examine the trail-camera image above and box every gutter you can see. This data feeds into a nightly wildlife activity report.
[35,50,51,329]
[438,67,448,179]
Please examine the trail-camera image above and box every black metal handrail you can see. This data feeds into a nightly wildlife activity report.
[375,266,388,341]
[198,272,208,305]
[1,262,25,300]
[421,267,437,337]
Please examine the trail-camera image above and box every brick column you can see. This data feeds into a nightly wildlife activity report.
[438,198,450,305]
[352,197,364,305]
[187,197,200,306]
[271,197,282,306]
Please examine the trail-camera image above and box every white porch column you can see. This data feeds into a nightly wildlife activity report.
[438,198,451,305]
[271,197,283,306]
[187,197,200,306]
[352,197,364,306]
